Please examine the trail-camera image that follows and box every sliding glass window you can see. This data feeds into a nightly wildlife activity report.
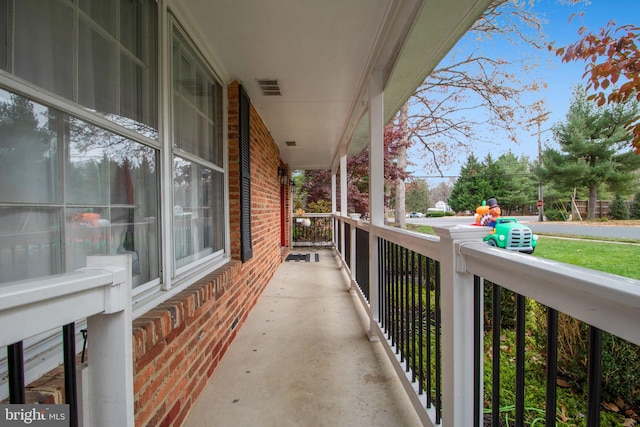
[171,23,225,271]
[0,89,160,287]
[0,0,158,138]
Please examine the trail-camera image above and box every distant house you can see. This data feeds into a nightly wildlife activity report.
[428,201,452,213]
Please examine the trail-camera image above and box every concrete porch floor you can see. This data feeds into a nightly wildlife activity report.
[184,249,423,427]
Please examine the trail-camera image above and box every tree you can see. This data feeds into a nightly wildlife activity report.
[405,179,431,213]
[536,87,640,220]
[610,194,629,220]
[303,149,370,215]
[630,191,640,219]
[448,155,494,212]
[394,103,410,227]
[430,181,453,205]
[409,0,550,174]
[552,19,640,152]
[494,152,538,214]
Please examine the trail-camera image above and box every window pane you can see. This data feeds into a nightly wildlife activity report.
[0,0,8,71]
[0,89,159,286]
[65,118,160,285]
[120,0,142,55]
[12,0,74,99]
[172,26,223,166]
[79,0,116,36]
[0,207,61,283]
[120,55,145,127]
[4,0,158,136]
[0,91,59,204]
[173,157,224,269]
[79,19,117,115]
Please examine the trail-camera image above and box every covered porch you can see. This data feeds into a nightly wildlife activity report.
[3,0,640,426]
[184,248,422,426]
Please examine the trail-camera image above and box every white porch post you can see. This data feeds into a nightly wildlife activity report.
[332,172,337,247]
[331,172,337,215]
[435,226,489,426]
[84,255,134,427]
[340,152,348,258]
[368,68,384,330]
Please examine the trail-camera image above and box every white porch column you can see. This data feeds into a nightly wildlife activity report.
[435,225,489,426]
[340,152,348,257]
[331,172,337,247]
[331,172,337,215]
[85,255,134,427]
[368,68,384,329]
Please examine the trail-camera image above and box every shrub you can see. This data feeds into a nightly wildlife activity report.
[610,194,629,220]
[483,282,517,329]
[425,211,445,217]
[531,304,640,405]
[630,192,640,219]
[544,208,567,221]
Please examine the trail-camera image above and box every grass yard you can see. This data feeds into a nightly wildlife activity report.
[407,223,640,280]
[533,237,640,280]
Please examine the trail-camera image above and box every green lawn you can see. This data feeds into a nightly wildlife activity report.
[407,223,640,280]
[534,237,640,280]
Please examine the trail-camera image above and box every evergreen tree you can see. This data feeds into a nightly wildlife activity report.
[630,192,640,220]
[495,152,537,215]
[405,178,431,213]
[448,155,493,212]
[535,87,640,220]
[610,194,629,220]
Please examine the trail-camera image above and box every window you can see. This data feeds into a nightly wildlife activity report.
[0,0,158,138]
[0,89,160,286]
[171,22,225,272]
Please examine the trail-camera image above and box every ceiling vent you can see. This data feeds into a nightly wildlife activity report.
[256,79,282,96]
[285,141,296,147]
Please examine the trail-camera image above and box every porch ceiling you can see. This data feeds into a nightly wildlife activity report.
[175,0,491,171]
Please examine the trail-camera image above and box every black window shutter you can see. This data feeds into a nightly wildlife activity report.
[239,85,253,262]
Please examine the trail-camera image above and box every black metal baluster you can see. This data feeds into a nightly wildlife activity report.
[587,326,603,427]
[492,283,501,427]
[63,323,79,427]
[435,261,442,424]
[474,276,482,427]
[515,294,525,426]
[410,251,416,379]
[378,238,384,329]
[546,308,558,427]
[403,247,409,366]
[426,258,432,408]
[418,255,424,396]
[8,341,25,404]
[386,240,391,339]
[392,243,397,346]
[393,245,401,354]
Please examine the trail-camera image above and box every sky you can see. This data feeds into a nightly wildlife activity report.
[408,0,640,186]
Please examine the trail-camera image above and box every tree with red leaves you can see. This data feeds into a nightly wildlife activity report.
[552,19,640,152]
[301,115,409,217]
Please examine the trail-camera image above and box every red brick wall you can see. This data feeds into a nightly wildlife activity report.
[132,80,288,427]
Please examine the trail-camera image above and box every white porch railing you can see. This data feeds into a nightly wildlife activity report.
[333,214,640,427]
[0,255,134,427]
